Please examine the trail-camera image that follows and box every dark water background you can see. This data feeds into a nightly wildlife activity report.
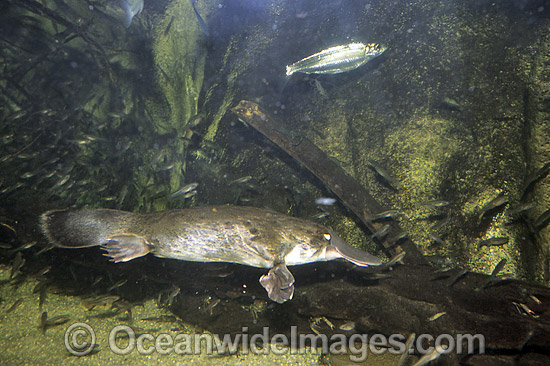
[1,1,550,363]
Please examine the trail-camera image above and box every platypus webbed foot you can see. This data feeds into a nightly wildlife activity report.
[260,263,295,304]
[101,234,151,263]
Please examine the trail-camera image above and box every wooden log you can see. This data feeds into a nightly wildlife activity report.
[231,100,426,265]
[167,260,550,365]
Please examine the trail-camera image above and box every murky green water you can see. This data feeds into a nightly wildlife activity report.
[1,0,550,365]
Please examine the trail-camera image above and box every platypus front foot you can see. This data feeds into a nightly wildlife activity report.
[101,234,151,263]
[259,263,295,304]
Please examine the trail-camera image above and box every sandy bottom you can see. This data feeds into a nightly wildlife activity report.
[0,265,405,365]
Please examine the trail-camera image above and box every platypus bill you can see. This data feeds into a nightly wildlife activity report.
[40,205,381,303]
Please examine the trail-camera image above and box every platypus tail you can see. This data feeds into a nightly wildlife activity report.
[40,209,131,248]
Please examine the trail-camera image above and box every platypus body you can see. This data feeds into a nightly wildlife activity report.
[40,205,381,303]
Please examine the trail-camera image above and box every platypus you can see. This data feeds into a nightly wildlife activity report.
[40,205,381,303]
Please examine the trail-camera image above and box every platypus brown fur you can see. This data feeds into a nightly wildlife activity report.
[40,205,381,303]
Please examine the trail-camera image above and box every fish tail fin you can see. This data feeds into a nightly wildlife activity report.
[120,0,133,28]
[40,209,128,248]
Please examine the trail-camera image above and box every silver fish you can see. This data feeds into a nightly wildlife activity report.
[120,0,144,28]
[285,42,386,76]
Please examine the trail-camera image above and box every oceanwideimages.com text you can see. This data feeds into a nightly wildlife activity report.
[65,323,485,362]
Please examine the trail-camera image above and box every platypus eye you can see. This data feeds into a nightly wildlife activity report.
[323,233,331,241]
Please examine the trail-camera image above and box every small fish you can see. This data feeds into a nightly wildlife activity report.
[428,232,446,245]
[310,211,330,220]
[363,273,394,280]
[0,222,16,235]
[81,295,120,310]
[367,209,402,222]
[371,224,391,240]
[521,162,550,199]
[91,276,104,287]
[164,16,175,36]
[142,315,178,323]
[39,311,48,333]
[440,97,462,111]
[449,269,469,287]
[20,171,37,179]
[149,148,166,168]
[430,214,451,231]
[535,208,550,230]
[107,279,128,292]
[10,252,25,279]
[43,314,71,331]
[229,176,252,185]
[385,251,406,267]
[427,311,446,322]
[412,345,447,366]
[183,190,198,199]
[166,287,181,307]
[368,159,400,190]
[397,333,416,366]
[338,321,355,331]
[35,266,52,278]
[509,202,536,216]
[481,274,513,290]
[478,195,509,220]
[420,200,450,208]
[170,182,199,199]
[6,299,23,313]
[387,231,408,246]
[190,0,209,36]
[491,259,507,277]
[39,286,47,310]
[313,79,328,98]
[286,42,386,76]
[120,0,144,28]
[478,237,509,248]
[13,241,36,252]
